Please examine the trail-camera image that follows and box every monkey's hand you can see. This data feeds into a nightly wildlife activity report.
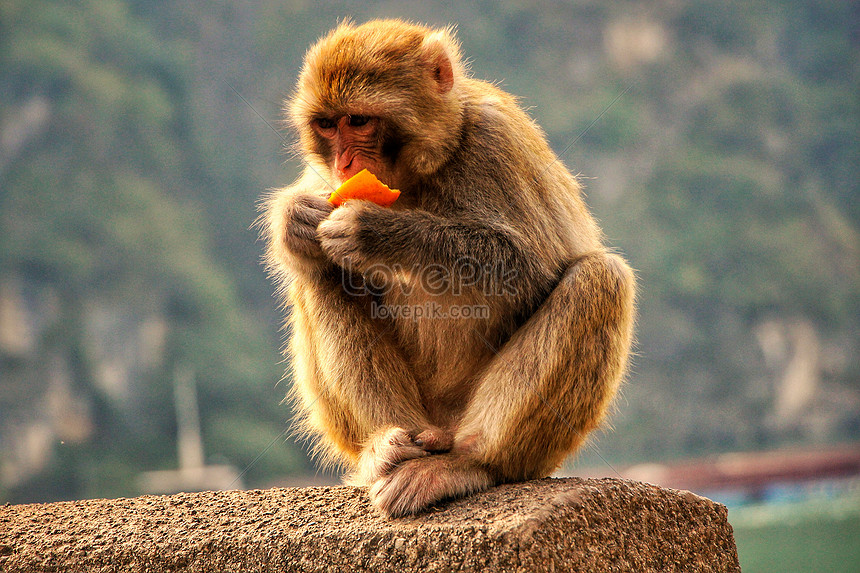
[282,193,334,263]
[317,201,379,272]
[347,426,454,486]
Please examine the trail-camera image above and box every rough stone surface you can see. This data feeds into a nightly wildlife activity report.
[0,477,740,572]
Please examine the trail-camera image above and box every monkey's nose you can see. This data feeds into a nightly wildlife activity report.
[337,158,366,181]
[335,152,356,178]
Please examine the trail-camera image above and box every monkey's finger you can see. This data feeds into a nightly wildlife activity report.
[295,193,334,210]
[287,221,322,243]
[298,194,335,213]
[316,218,353,241]
[285,224,327,259]
[292,201,333,227]
[292,208,327,226]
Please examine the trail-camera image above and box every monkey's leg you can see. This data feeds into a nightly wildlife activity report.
[370,252,635,517]
[462,252,635,479]
[289,275,446,482]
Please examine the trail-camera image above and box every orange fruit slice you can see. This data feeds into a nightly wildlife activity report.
[328,169,401,207]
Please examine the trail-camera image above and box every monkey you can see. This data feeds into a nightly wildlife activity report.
[261,19,636,518]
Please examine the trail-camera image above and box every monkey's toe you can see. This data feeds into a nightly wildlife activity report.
[351,426,429,485]
[413,427,454,452]
[369,465,435,518]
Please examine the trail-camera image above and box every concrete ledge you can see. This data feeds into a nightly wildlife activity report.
[0,477,740,572]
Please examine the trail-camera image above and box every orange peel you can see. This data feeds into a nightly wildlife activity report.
[328,169,400,207]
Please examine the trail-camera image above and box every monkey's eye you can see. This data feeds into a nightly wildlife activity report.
[348,115,370,127]
[315,117,336,130]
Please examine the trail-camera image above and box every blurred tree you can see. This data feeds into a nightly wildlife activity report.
[0,0,304,502]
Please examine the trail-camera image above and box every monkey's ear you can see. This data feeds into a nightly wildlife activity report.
[421,29,460,94]
[430,52,455,94]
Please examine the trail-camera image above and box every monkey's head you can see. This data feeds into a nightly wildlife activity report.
[290,19,467,188]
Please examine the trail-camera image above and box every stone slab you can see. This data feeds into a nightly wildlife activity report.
[0,477,741,572]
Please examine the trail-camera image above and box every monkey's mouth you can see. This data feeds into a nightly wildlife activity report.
[337,164,355,181]
[336,154,373,182]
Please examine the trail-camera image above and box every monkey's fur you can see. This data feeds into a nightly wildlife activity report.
[262,19,636,518]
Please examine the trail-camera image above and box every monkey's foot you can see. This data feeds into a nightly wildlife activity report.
[369,455,492,518]
[348,427,429,486]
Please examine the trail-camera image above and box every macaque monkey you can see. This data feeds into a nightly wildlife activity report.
[262,19,635,517]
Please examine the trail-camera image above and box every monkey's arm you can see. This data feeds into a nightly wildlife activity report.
[318,202,555,292]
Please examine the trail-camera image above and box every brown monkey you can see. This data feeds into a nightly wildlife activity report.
[262,19,635,518]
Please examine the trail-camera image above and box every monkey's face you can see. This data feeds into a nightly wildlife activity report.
[310,113,402,187]
[290,20,466,190]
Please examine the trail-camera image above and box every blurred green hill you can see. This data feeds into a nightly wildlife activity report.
[1,0,857,503]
